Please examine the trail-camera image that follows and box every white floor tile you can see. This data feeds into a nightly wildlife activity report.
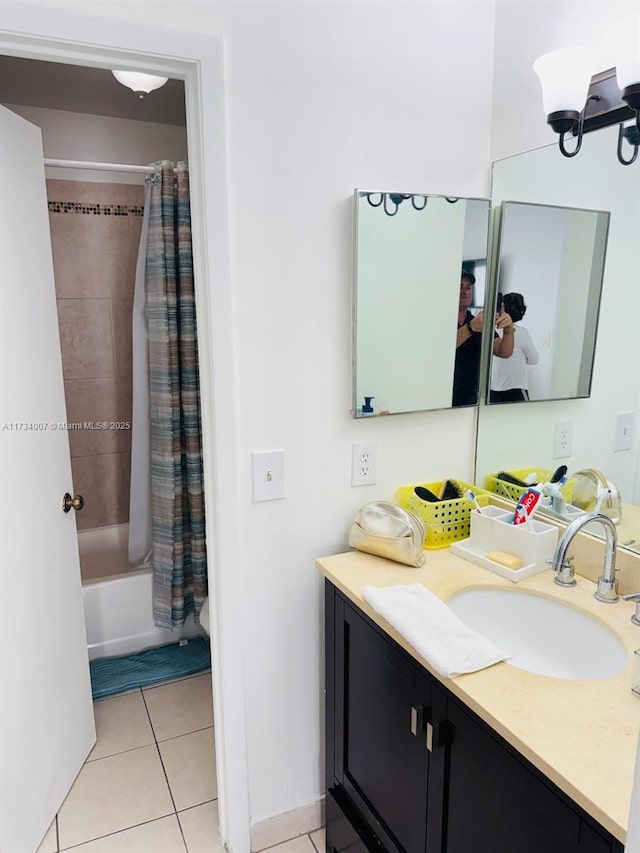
[89,691,155,761]
[143,673,214,741]
[36,818,57,853]
[57,745,174,849]
[178,801,223,853]
[309,827,325,853]
[256,836,317,853]
[159,728,217,811]
[60,815,186,852]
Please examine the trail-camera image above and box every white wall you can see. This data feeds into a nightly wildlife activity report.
[2,0,497,830]
[3,104,187,182]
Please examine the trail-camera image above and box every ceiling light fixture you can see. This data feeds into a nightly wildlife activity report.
[111,70,169,99]
[533,13,640,165]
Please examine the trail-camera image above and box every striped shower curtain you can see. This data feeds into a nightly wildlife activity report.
[146,161,207,629]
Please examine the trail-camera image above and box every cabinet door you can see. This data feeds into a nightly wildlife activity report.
[443,699,582,853]
[336,601,432,853]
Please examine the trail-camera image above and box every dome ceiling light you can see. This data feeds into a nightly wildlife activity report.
[111,70,169,99]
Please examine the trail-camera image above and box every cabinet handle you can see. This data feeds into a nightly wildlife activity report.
[426,721,434,752]
[426,720,447,753]
[410,705,426,736]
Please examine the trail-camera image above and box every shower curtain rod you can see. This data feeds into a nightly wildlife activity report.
[44,158,159,175]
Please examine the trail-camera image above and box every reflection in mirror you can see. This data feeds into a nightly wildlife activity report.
[353,191,490,417]
[475,126,640,553]
[488,201,610,404]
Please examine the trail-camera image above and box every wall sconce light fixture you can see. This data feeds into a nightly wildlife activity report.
[111,70,169,99]
[362,193,460,217]
[533,14,640,165]
[363,193,428,217]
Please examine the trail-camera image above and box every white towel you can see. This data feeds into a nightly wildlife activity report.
[363,583,510,678]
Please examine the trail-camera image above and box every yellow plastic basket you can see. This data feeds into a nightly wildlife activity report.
[395,480,491,550]
[484,468,575,503]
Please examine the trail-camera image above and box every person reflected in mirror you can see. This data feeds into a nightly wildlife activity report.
[490,292,539,403]
[453,269,514,406]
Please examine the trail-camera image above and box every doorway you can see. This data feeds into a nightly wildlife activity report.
[0,12,250,853]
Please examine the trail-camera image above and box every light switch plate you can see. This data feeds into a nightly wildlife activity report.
[252,450,285,502]
[614,412,635,452]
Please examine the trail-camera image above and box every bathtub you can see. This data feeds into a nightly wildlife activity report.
[79,524,204,660]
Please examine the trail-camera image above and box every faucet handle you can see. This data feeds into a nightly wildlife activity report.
[622,593,640,626]
[553,554,577,588]
[595,569,620,603]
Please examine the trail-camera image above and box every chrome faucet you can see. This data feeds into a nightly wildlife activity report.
[621,593,640,626]
[549,512,619,602]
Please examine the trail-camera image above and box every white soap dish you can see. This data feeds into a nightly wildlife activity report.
[451,539,543,582]
[449,506,559,583]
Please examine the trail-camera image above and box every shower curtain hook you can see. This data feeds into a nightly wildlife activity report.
[146,162,162,185]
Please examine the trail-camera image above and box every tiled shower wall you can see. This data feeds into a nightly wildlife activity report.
[47,179,145,531]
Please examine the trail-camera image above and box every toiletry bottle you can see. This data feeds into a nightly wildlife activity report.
[361,396,375,416]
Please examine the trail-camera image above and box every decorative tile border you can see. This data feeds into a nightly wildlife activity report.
[48,201,144,217]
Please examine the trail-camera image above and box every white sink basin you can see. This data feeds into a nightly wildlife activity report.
[448,589,627,680]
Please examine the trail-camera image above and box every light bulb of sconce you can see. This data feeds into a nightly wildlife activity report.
[111,70,169,98]
[533,47,598,116]
[607,13,640,92]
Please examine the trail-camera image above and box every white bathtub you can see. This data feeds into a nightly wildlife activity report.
[77,522,146,581]
[79,524,204,660]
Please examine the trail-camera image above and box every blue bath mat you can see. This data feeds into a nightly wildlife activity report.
[90,638,211,699]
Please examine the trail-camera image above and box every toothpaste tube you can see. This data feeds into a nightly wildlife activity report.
[513,487,541,525]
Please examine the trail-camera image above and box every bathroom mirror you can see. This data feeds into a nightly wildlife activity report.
[488,201,609,404]
[353,190,490,416]
[475,125,640,552]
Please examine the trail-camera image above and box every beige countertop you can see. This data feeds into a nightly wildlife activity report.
[317,547,640,843]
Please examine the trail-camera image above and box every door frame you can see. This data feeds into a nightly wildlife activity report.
[0,6,250,852]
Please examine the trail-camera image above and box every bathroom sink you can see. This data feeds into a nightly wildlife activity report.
[448,589,627,680]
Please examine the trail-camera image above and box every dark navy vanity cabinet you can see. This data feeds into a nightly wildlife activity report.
[325,581,625,853]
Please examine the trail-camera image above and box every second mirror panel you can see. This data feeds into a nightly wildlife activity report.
[476,125,640,551]
[489,201,609,405]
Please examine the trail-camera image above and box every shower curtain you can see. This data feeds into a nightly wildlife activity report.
[144,160,207,629]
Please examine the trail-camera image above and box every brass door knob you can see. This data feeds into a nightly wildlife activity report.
[63,492,85,513]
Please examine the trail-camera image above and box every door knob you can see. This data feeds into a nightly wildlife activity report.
[62,492,84,513]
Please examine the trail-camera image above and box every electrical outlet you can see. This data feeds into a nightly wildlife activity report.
[351,441,378,486]
[553,421,573,459]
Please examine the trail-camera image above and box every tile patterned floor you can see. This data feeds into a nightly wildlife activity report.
[34,672,325,853]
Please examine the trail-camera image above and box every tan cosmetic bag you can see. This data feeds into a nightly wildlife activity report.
[348,501,426,568]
